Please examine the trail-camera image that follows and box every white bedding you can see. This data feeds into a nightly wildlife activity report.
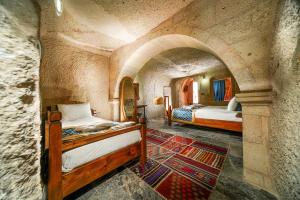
[194,106,242,122]
[61,117,141,172]
[61,116,112,129]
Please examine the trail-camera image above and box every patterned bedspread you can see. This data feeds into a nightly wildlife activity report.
[62,121,136,138]
[172,108,193,122]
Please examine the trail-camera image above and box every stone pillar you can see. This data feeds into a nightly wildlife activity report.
[236,91,277,196]
[109,98,120,121]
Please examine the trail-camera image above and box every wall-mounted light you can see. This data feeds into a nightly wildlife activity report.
[201,74,208,84]
[54,0,63,16]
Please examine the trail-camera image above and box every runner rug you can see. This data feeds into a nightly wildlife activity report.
[129,128,228,200]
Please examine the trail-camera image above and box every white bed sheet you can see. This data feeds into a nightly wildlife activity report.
[61,117,141,172]
[194,106,242,122]
[61,116,111,129]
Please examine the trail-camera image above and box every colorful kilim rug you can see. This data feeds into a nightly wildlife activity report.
[130,128,228,200]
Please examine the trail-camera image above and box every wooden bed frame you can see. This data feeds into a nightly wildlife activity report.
[166,105,242,132]
[45,111,146,200]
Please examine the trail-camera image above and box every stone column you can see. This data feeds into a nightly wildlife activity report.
[109,98,120,121]
[236,91,277,196]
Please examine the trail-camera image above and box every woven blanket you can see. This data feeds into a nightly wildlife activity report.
[62,121,136,137]
[172,108,193,121]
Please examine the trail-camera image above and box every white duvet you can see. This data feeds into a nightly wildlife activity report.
[62,116,141,172]
[61,116,112,129]
[194,106,242,122]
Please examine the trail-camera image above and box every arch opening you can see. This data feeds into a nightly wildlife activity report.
[111,33,254,99]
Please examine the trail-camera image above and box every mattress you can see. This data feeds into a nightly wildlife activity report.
[61,117,141,172]
[194,106,242,122]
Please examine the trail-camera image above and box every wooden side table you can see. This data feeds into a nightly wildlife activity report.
[137,104,147,122]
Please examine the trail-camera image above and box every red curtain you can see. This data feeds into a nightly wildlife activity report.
[224,77,232,101]
[180,78,193,106]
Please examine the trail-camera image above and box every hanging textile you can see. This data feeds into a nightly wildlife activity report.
[224,77,233,101]
[213,80,225,101]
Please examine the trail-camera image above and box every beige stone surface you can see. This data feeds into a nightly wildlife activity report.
[40,38,111,119]
[243,115,264,144]
[38,0,193,50]
[269,0,300,199]
[244,142,270,174]
[144,48,225,79]
[244,168,265,188]
[135,65,171,119]
[0,1,42,199]
[110,0,280,98]
[39,0,113,120]
[239,93,277,195]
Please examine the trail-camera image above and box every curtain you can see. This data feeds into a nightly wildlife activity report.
[224,77,232,101]
[213,80,225,101]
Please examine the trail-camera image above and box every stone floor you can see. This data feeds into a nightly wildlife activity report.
[65,119,277,200]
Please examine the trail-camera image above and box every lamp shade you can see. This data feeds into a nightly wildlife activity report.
[153,97,164,105]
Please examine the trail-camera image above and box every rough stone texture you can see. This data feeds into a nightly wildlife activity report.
[270,0,300,199]
[39,0,193,50]
[135,64,171,119]
[145,47,225,78]
[110,0,280,99]
[0,1,42,199]
[39,2,112,120]
[40,39,112,119]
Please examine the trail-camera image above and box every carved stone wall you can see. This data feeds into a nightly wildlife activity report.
[236,92,276,195]
[40,39,111,120]
[39,1,112,120]
[110,0,280,98]
[0,1,42,199]
[135,64,171,119]
[270,0,300,199]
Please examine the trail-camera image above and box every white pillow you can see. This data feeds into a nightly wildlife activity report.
[57,103,92,121]
[227,97,238,111]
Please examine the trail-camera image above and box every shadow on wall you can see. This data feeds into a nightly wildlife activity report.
[41,86,88,112]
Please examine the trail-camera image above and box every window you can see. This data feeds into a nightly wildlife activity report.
[193,81,199,104]
[213,77,232,102]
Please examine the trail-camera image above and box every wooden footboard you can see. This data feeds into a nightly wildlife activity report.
[193,118,242,132]
[45,111,147,200]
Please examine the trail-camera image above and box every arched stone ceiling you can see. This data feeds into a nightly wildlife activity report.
[142,47,225,78]
[53,0,194,50]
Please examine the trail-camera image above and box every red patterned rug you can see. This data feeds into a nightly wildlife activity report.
[130,128,228,200]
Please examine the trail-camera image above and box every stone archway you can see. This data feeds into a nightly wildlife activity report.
[110,33,260,100]
[109,33,276,195]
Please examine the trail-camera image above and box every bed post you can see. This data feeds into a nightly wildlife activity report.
[167,105,172,126]
[46,111,63,200]
[140,120,147,166]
